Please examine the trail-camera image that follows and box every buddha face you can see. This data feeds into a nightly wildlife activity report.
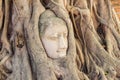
[41,20,68,59]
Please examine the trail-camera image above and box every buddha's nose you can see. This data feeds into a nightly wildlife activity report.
[59,36,67,50]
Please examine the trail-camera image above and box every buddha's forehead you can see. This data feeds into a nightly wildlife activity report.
[44,22,68,35]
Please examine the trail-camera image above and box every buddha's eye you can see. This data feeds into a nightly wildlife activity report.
[49,36,58,40]
[47,34,58,40]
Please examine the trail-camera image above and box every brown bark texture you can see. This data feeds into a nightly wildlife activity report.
[0,0,120,80]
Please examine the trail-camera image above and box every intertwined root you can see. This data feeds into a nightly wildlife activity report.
[0,0,119,80]
[0,0,12,79]
[65,0,120,79]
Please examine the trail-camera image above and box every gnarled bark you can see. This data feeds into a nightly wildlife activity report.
[0,0,120,80]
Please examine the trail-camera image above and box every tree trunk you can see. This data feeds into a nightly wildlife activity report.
[0,0,120,80]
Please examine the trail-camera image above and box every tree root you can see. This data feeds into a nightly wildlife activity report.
[0,0,12,80]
